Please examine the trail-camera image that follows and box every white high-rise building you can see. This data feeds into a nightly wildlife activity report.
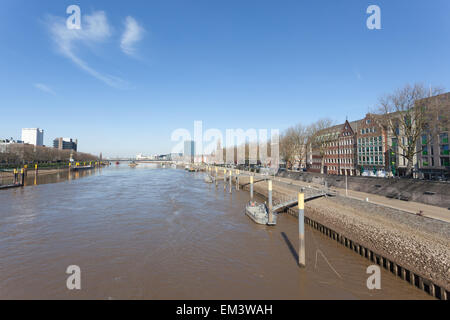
[21,128,44,146]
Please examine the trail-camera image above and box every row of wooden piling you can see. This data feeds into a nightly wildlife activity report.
[285,206,449,300]
[13,168,25,186]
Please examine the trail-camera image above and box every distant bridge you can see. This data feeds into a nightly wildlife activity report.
[135,160,175,164]
[105,158,135,162]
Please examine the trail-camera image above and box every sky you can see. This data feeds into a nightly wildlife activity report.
[1,0,449,157]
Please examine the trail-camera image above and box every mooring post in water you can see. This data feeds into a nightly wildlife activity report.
[35,164,38,176]
[223,169,227,190]
[229,170,232,193]
[250,175,254,200]
[298,192,305,267]
[268,180,273,224]
[20,168,25,186]
[215,167,218,187]
[236,170,240,190]
[13,169,17,184]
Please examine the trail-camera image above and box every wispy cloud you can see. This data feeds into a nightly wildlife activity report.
[353,69,362,81]
[34,83,56,95]
[121,16,145,56]
[46,11,127,88]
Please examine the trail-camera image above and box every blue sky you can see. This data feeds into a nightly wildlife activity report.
[1,0,449,157]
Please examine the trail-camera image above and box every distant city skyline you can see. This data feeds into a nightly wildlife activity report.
[1,0,449,157]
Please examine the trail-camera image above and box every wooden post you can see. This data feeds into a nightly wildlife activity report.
[268,180,273,224]
[223,169,227,190]
[35,164,38,176]
[250,175,254,200]
[229,170,232,194]
[441,287,448,300]
[298,192,305,267]
[13,169,17,184]
[215,167,218,187]
[20,168,25,186]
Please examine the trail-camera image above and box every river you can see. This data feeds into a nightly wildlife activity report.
[0,164,432,299]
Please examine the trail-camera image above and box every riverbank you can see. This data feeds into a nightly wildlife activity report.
[0,168,69,179]
[213,169,449,299]
[278,170,450,209]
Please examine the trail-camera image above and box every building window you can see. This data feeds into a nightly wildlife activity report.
[441,144,449,156]
[422,135,428,145]
[441,158,450,167]
[440,133,449,144]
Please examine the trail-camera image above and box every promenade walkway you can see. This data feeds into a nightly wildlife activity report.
[273,175,450,223]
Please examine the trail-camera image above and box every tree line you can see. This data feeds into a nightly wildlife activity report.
[0,143,99,165]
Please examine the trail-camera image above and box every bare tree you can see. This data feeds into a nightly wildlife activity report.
[280,124,311,169]
[0,143,99,166]
[279,129,296,169]
[377,83,444,177]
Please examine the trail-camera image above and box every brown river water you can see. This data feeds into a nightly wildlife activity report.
[0,164,432,299]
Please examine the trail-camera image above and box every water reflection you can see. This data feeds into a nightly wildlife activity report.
[21,167,99,187]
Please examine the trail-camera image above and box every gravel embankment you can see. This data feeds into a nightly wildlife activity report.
[305,196,450,291]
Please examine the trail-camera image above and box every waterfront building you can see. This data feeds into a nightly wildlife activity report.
[136,153,154,160]
[308,147,325,173]
[384,112,417,177]
[416,92,450,179]
[356,114,389,177]
[338,120,358,176]
[53,138,78,151]
[184,140,195,163]
[308,124,342,174]
[21,128,44,146]
[322,124,343,175]
[169,153,183,162]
